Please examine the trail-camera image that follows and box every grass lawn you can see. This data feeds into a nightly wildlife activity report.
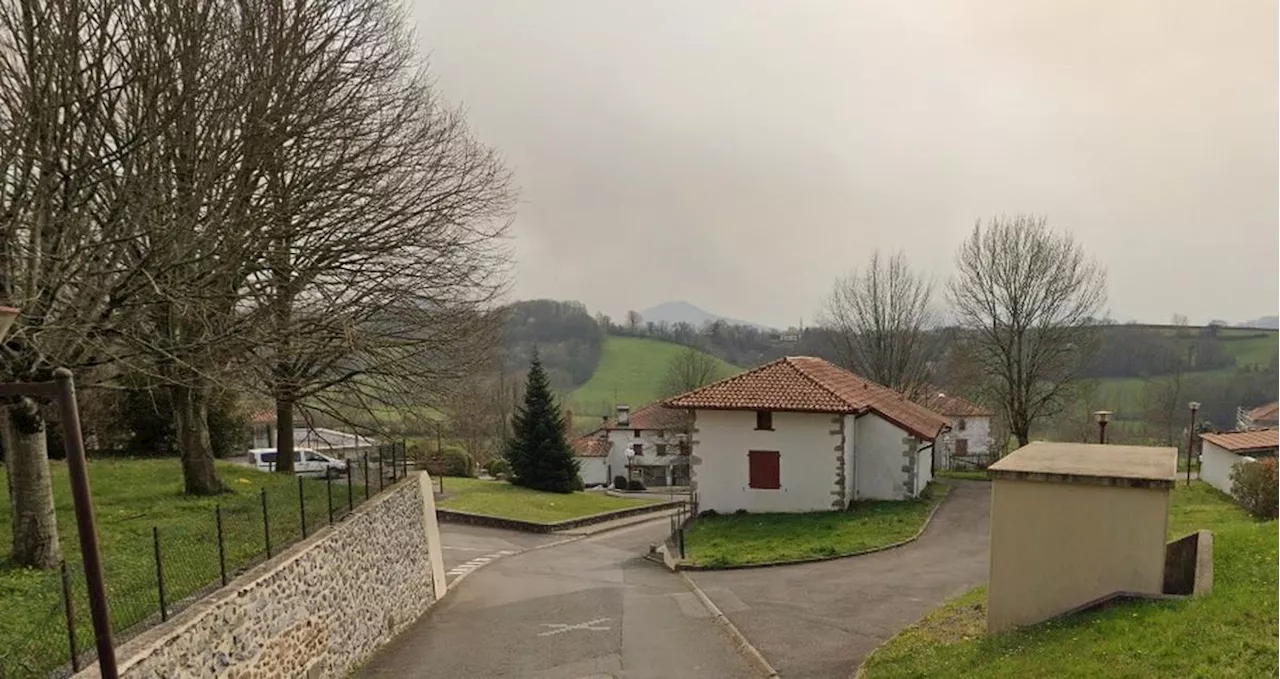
[568,336,739,426]
[936,470,990,481]
[683,483,950,567]
[861,482,1278,678]
[0,458,367,678]
[436,477,659,524]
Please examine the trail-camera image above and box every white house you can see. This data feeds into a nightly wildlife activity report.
[1199,428,1278,495]
[917,390,994,469]
[1236,402,1279,430]
[663,356,949,514]
[249,409,377,459]
[571,403,692,487]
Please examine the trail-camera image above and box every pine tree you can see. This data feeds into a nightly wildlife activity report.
[503,352,581,492]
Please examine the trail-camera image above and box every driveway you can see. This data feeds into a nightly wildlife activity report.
[356,518,755,678]
[437,523,564,584]
[687,480,992,679]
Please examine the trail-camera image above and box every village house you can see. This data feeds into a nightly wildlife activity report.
[1235,401,1279,430]
[917,389,994,469]
[572,403,692,487]
[1198,428,1278,495]
[249,409,378,459]
[663,356,949,513]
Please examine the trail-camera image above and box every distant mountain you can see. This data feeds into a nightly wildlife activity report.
[1237,316,1279,330]
[638,301,771,330]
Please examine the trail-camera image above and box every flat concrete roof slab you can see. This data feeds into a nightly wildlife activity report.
[989,442,1177,488]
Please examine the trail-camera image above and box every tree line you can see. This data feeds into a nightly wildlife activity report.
[0,0,512,568]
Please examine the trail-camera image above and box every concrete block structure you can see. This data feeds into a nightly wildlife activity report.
[986,442,1177,633]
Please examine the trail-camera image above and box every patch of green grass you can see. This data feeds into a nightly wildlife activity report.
[936,470,990,481]
[684,484,950,567]
[568,336,739,419]
[861,482,1278,679]
[437,477,657,523]
[0,458,367,678]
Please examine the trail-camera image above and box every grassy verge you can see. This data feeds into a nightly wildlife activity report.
[0,458,368,678]
[936,469,989,481]
[861,482,1278,678]
[683,483,950,567]
[437,477,658,523]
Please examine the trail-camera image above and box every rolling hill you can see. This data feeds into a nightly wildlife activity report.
[565,336,740,431]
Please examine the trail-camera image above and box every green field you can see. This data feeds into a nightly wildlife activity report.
[862,482,1278,678]
[0,459,362,678]
[567,336,740,428]
[436,477,657,523]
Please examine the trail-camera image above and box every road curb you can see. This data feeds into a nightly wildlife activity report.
[676,485,953,571]
[678,570,780,678]
[436,500,684,533]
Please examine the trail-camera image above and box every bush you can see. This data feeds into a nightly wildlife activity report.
[613,475,629,490]
[425,448,474,477]
[627,479,646,491]
[698,509,719,519]
[484,458,510,478]
[1230,457,1278,519]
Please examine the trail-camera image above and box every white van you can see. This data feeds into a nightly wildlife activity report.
[247,448,348,478]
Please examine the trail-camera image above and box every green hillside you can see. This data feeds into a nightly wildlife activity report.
[566,336,740,430]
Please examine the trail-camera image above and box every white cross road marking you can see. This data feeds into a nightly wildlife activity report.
[537,618,612,637]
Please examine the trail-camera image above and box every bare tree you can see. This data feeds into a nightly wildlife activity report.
[949,215,1107,447]
[819,251,941,398]
[626,310,643,334]
[660,346,725,398]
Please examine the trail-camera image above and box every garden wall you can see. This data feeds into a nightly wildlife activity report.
[75,473,446,679]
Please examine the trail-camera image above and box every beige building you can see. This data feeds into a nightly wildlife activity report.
[987,442,1177,633]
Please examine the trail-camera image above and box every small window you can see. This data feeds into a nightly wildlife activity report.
[632,443,643,456]
[656,443,667,456]
[755,410,773,431]
[748,450,780,489]
[957,418,967,432]
[633,429,641,438]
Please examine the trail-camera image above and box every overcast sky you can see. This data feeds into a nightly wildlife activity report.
[410,1,1277,329]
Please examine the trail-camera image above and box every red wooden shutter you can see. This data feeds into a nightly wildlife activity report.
[748,450,780,489]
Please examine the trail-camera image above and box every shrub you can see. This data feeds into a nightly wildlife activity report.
[1230,457,1278,519]
[627,479,646,491]
[733,508,749,516]
[425,448,474,477]
[613,475,629,490]
[698,509,719,519]
[484,458,510,478]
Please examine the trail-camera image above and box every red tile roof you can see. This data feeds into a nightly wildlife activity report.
[1247,402,1279,422]
[249,408,275,424]
[588,403,691,435]
[916,391,993,417]
[663,356,949,441]
[571,436,613,458]
[1201,429,1279,453]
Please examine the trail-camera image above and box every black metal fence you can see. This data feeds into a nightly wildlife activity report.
[666,492,698,560]
[0,441,409,679]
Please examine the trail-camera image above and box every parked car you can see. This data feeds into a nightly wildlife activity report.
[247,448,348,478]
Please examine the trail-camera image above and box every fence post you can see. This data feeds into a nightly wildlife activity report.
[153,527,167,622]
[326,472,334,525]
[346,463,354,514]
[378,450,385,492]
[677,527,685,559]
[401,440,408,478]
[298,475,308,538]
[363,453,370,501]
[215,504,228,587]
[261,488,272,558]
[60,561,80,672]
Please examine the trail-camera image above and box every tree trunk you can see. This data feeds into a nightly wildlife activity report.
[274,394,295,473]
[3,399,62,569]
[173,383,226,495]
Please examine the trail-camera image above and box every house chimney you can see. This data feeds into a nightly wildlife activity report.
[616,405,630,427]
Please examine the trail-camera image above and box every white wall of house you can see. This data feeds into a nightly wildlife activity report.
[939,415,992,459]
[843,414,858,504]
[577,457,609,486]
[854,415,917,500]
[1200,441,1248,495]
[916,445,933,495]
[599,428,683,484]
[693,410,840,513]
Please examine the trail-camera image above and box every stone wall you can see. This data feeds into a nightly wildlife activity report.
[76,473,446,679]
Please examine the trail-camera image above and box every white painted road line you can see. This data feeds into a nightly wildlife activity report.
[537,617,612,637]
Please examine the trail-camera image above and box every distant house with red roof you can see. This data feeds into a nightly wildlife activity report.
[572,403,692,487]
[916,389,994,468]
[663,356,949,513]
[1199,428,1278,495]
[1236,402,1279,430]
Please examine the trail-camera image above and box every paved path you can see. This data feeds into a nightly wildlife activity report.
[438,524,563,584]
[357,518,755,678]
[688,480,992,679]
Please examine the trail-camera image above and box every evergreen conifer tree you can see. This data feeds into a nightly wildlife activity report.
[503,352,581,492]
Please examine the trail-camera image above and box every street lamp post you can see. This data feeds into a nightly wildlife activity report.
[1093,410,1113,444]
[0,307,117,678]
[1186,401,1200,487]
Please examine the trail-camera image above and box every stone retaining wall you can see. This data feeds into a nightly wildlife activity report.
[76,473,446,679]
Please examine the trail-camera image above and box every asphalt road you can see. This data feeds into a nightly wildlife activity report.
[356,519,755,679]
[687,480,992,679]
